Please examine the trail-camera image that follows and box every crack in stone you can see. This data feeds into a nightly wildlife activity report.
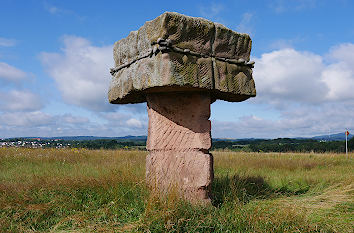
[110,38,255,76]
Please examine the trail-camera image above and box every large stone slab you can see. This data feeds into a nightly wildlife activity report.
[109,12,256,104]
[146,92,213,203]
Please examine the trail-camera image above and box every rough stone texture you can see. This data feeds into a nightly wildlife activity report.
[108,12,257,204]
[146,93,213,204]
[108,12,256,104]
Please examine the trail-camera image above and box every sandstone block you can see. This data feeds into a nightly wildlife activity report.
[214,23,252,60]
[146,92,211,150]
[146,150,213,202]
[146,93,213,203]
[109,12,256,104]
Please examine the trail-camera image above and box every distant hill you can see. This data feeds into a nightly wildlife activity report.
[310,132,353,141]
[213,138,260,142]
[214,132,353,142]
[14,135,147,141]
[5,133,352,142]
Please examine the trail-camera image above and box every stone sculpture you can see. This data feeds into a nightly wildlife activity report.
[108,12,256,204]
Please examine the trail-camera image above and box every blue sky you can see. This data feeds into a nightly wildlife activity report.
[0,0,353,138]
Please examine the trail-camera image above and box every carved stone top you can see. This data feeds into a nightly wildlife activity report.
[108,12,256,104]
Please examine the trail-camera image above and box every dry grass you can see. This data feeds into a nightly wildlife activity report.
[0,148,353,232]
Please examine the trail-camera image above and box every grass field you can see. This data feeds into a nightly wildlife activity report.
[0,148,353,232]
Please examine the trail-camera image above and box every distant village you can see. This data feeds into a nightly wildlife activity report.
[0,138,146,150]
[0,138,70,149]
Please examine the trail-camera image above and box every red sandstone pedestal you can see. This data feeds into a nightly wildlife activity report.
[146,92,214,204]
[108,12,256,204]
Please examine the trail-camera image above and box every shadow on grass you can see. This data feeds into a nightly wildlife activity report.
[211,175,310,207]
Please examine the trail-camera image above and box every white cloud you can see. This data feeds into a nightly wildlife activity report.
[0,111,52,127]
[253,48,328,105]
[268,37,305,50]
[0,110,148,138]
[117,103,147,114]
[213,101,354,139]
[0,90,43,112]
[100,111,130,121]
[219,42,354,138]
[321,43,354,101]
[61,114,89,124]
[0,62,27,82]
[43,2,85,21]
[100,111,147,129]
[199,2,227,25]
[237,12,254,35]
[126,118,143,128]
[269,39,294,49]
[253,43,354,106]
[92,111,147,136]
[0,111,92,137]
[322,63,354,100]
[40,36,113,112]
[0,37,16,47]
[328,43,354,65]
[43,1,68,15]
[270,0,317,13]
[48,6,60,14]
[199,3,224,18]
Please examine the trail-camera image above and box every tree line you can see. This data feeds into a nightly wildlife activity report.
[213,137,354,153]
[2,137,354,153]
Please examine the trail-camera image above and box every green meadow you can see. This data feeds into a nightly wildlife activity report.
[0,148,353,232]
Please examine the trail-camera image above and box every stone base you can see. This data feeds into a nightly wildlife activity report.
[146,92,213,204]
[146,150,213,203]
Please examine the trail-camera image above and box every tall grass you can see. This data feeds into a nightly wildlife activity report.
[0,148,353,232]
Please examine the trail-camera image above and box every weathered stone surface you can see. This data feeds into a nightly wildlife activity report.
[109,12,256,104]
[213,60,256,101]
[108,12,257,205]
[146,93,213,203]
[112,12,214,68]
[214,23,252,60]
[146,150,213,203]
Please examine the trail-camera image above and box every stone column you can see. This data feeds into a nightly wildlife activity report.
[108,12,256,205]
[146,92,213,204]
